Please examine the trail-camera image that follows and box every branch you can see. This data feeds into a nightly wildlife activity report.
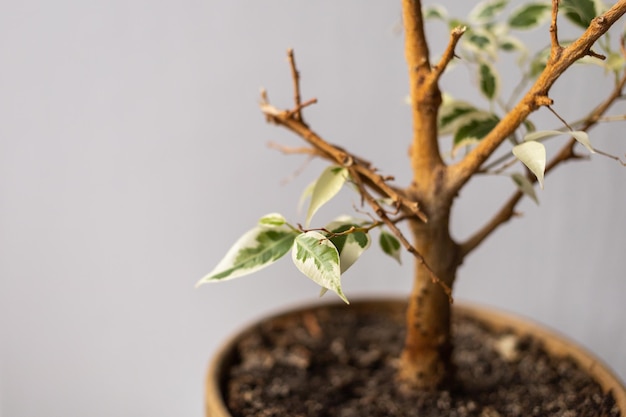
[448,0,626,195]
[429,26,466,85]
[260,49,428,223]
[402,0,431,73]
[262,97,427,222]
[402,0,446,185]
[348,165,452,302]
[287,49,302,118]
[549,0,561,54]
[460,69,626,257]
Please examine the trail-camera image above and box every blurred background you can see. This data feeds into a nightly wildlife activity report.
[1,2,625,416]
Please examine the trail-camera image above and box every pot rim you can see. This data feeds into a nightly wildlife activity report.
[205,298,626,415]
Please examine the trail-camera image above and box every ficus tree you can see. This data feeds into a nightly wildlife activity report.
[199,0,626,389]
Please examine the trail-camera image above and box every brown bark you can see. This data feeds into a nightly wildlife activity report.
[397,0,461,389]
[399,211,461,388]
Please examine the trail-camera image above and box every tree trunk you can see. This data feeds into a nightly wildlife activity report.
[398,209,461,389]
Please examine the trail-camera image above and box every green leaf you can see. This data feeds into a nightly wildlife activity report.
[524,130,595,154]
[326,217,371,273]
[464,29,498,58]
[305,166,348,227]
[259,213,288,227]
[498,35,530,62]
[197,225,298,284]
[379,231,402,265]
[512,141,546,188]
[508,3,551,29]
[511,173,539,204]
[560,0,597,29]
[292,231,346,303]
[478,60,500,100]
[453,116,500,152]
[470,0,509,23]
[423,4,448,20]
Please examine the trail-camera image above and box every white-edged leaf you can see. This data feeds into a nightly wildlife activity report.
[259,213,288,227]
[512,141,546,188]
[292,231,347,303]
[511,173,539,204]
[523,129,595,154]
[470,0,509,23]
[379,231,402,264]
[498,35,529,63]
[305,166,348,227]
[197,225,298,285]
[325,217,371,273]
[438,96,495,136]
[508,3,551,29]
[478,60,500,100]
[498,35,526,52]
[463,28,498,59]
[453,115,500,155]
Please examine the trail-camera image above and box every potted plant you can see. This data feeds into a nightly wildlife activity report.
[199,1,626,415]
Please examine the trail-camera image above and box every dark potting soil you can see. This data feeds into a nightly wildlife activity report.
[224,302,620,417]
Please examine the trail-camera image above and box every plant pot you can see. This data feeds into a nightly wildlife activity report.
[205,299,626,416]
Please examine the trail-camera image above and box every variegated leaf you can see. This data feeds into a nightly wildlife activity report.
[508,3,551,29]
[292,231,347,303]
[197,224,298,284]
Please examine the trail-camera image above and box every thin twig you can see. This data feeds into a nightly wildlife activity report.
[429,26,466,85]
[546,105,575,131]
[549,0,562,55]
[287,48,304,121]
[347,165,453,302]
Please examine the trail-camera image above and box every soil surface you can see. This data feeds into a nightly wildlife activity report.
[224,302,620,417]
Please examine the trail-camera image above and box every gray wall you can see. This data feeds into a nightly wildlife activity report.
[1,2,624,416]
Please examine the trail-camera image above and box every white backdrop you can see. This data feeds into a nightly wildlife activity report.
[1,2,625,417]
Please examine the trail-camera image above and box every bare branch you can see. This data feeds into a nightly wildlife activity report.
[594,148,626,165]
[549,0,562,54]
[429,26,466,85]
[267,141,323,157]
[287,48,304,121]
[261,49,431,222]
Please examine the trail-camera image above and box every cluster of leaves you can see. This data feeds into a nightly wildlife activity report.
[427,0,624,199]
[197,167,402,303]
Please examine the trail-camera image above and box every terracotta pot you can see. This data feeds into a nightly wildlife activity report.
[205,299,626,416]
